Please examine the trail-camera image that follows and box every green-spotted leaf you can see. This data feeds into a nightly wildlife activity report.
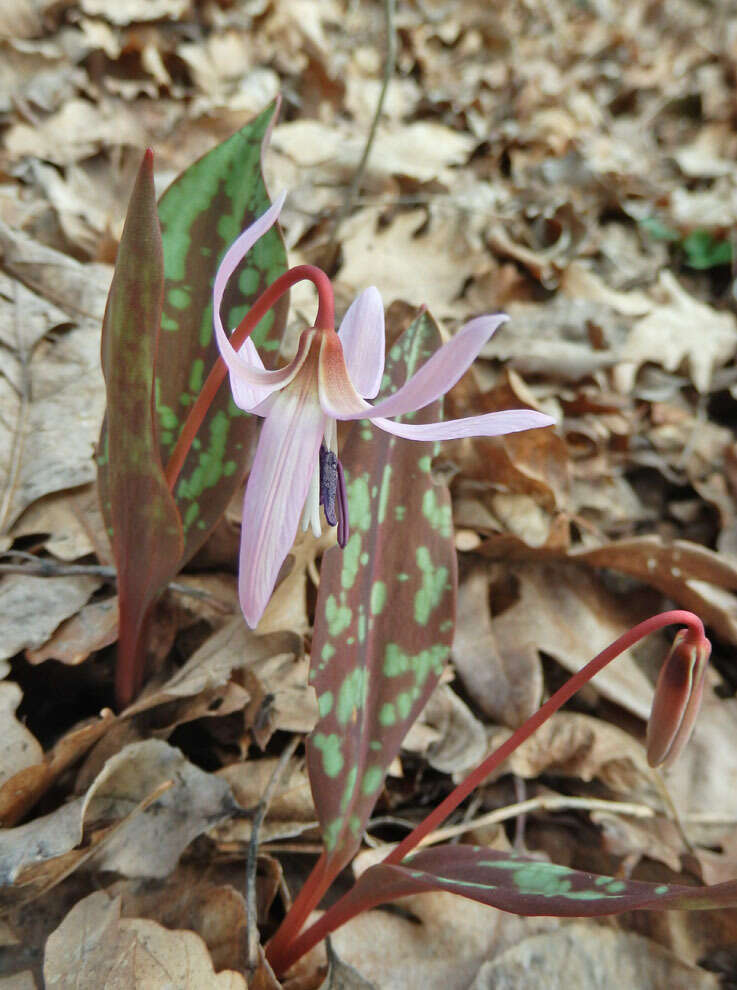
[99,151,184,707]
[156,100,288,560]
[306,310,457,877]
[335,845,737,919]
[98,103,288,705]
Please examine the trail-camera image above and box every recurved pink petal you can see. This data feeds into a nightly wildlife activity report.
[337,287,386,398]
[369,408,555,441]
[317,331,372,419]
[238,369,326,628]
[346,314,508,420]
[213,194,305,409]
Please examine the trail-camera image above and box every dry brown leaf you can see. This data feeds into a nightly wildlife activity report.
[26,595,117,665]
[0,740,236,898]
[0,574,101,662]
[0,682,43,787]
[338,208,489,319]
[214,757,317,846]
[485,712,654,799]
[454,563,543,727]
[489,563,658,722]
[321,890,560,990]
[468,923,718,990]
[616,272,737,395]
[422,683,488,776]
[43,891,246,989]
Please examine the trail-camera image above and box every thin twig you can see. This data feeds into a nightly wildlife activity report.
[364,794,658,852]
[323,0,397,266]
[245,736,301,974]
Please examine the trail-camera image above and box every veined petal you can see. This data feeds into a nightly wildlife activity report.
[337,287,385,398]
[213,193,305,408]
[352,314,508,420]
[369,408,555,441]
[239,363,326,628]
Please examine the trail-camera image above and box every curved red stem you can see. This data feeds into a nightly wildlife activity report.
[270,609,706,974]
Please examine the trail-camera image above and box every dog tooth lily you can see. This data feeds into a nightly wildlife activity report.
[214,196,555,628]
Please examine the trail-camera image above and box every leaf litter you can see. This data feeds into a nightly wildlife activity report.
[2,0,737,986]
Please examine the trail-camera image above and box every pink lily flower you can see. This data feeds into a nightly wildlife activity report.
[214,196,555,627]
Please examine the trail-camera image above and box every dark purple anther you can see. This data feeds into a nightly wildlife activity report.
[335,457,349,548]
[319,445,338,526]
[318,443,349,547]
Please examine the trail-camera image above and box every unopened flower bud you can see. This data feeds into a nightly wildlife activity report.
[646,628,711,768]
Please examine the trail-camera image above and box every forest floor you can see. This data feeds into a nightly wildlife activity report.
[1,0,737,987]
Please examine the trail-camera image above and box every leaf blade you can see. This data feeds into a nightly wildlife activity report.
[307,310,457,874]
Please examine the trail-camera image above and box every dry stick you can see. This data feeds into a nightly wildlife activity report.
[245,735,302,974]
[164,264,334,492]
[321,0,397,268]
[0,285,31,535]
[270,609,705,974]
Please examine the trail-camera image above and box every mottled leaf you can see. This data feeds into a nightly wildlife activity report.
[339,845,737,918]
[156,100,288,561]
[98,151,183,706]
[307,310,457,874]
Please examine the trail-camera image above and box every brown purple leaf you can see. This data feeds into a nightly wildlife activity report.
[306,310,457,875]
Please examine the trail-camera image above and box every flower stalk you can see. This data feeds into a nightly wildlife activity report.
[266,610,710,975]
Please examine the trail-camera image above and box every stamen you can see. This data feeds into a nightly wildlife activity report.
[319,444,338,526]
[336,457,349,548]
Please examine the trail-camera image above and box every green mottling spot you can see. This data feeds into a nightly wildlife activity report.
[323,818,343,851]
[360,426,373,442]
[357,609,366,644]
[382,643,447,688]
[184,503,199,528]
[654,885,669,895]
[161,430,173,446]
[175,410,231,517]
[371,485,378,498]
[377,465,393,524]
[378,703,396,726]
[397,572,409,582]
[161,313,179,332]
[223,460,236,477]
[158,404,178,431]
[605,880,626,893]
[422,488,452,538]
[396,692,413,719]
[168,286,191,310]
[348,815,361,836]
[370,581,387,616]
[394,506,406,522]
[188,358,204,394]
[418,455,432,473]
[340,767,357,813]
[322,643,336,662]
[337,668,368,725]
[341,532,362,590]
[360,552,369,565]
[361,766,383,795]
[318,691,333,717]
[238,267,260,295]
[370,740,382,751]
[347,474,372,532]
[414,546,448,626]
[312,733,344,778]
[347,636,355,646]
[325,595,351,637]
[389,344,402,361]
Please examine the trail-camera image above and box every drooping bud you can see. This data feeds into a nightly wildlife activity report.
[646,628,711,768]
